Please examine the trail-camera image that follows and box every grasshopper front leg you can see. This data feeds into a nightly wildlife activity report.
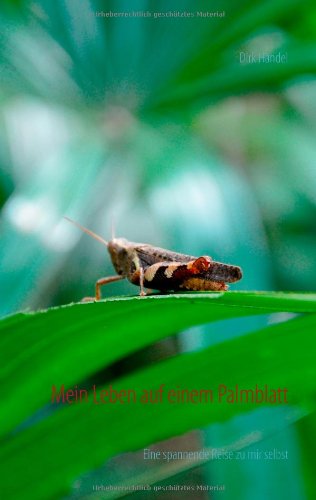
[82,275,124,302]
[95,275,125,300]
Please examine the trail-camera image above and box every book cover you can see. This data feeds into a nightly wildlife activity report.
[0,1,315,499]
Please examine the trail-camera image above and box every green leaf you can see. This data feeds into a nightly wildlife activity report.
[296,412,316,499]
[1,291,316,438]
[166,0,306,83]
[150,43,316,112]
[0,300,315,499]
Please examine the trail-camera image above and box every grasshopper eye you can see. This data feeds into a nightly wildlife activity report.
[119,248,128,258]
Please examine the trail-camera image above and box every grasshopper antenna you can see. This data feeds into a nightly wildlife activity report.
[64,216,108,247]
[111,217,115,240]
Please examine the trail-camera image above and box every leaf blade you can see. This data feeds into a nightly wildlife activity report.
[1,311,315,499]
[1,291,316,437]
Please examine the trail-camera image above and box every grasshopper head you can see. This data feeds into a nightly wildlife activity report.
[63,217,134,277]
[108,238,133,276]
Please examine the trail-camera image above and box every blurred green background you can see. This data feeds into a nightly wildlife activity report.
[1,0,316,498]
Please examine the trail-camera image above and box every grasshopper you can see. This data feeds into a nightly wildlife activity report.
[64,217,242,300]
